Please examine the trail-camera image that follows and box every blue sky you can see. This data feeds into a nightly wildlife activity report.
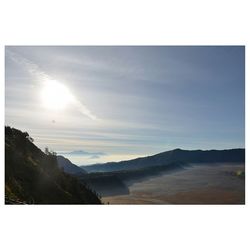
[5,46,245,165]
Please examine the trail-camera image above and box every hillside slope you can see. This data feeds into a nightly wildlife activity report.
[5,126,101,204]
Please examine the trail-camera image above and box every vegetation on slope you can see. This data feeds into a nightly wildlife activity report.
[5,126,101,204]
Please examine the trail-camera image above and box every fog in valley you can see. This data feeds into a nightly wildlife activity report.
[102,163,245,204]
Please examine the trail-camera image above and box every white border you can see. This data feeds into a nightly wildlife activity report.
[0,1,249,250]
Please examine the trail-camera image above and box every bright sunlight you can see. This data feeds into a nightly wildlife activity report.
[40,80,74,111]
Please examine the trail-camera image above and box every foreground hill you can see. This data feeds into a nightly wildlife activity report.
[82,148,245,173]
[5,126,101,204]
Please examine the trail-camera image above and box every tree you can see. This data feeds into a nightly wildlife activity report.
[28,136,34,143]
[45,147,50,155]
[44,147,57,156]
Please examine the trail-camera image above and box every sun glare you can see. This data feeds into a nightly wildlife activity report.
[40,80,74,111]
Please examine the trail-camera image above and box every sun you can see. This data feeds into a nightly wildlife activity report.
[40,80,74,111]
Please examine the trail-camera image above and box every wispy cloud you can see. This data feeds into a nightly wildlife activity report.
[58,150,106,160]
[5,48,97,120]
[73,99,97,120]
[6,49,49,81]
[61,150,105,156]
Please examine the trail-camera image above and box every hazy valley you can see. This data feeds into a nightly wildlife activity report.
[102,163,245,204]
[5,126,245,205]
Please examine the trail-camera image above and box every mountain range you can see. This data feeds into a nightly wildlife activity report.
[81,148,245,173]
[78,148,245,197]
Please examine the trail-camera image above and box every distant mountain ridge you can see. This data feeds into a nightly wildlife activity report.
[57,155,87,175]
[82,148,245,173]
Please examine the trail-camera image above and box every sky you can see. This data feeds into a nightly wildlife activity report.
[5,46,245,165]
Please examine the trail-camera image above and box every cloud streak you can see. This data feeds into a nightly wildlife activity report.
[6,49,49,81]
[60,150,105,156]
[73,99,97,120]
[58,150,105,160]
[6,48,97,120]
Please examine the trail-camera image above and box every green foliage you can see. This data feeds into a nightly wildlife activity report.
[5,126,101,204]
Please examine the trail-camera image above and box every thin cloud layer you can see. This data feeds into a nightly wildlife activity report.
[6,48,97,120]
[5,46,245,165]
[61,150,105,156]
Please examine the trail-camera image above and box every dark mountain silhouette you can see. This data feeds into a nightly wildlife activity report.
[57,155,87,175]
[5,126,101,204]
[82,148,245,173]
